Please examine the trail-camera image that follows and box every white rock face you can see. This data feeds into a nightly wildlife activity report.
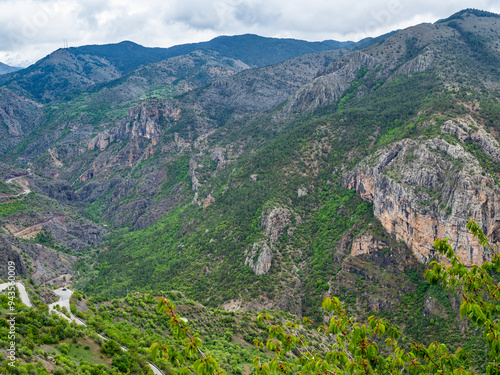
[245,242,273,276]
[245,204,302,276]
[284,52,381,114]
[261,206,293,243]
[297,187,308,197]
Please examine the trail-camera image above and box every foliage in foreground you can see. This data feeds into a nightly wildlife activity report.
[152,220,500,374]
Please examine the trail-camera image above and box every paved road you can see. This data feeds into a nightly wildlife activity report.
[0,282,33,307]
[49,287,163,375]
[48,288,86,325]
[0,283,163,375]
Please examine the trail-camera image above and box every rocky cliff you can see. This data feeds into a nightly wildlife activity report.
[344,117,500,265]
[244,205,300,276]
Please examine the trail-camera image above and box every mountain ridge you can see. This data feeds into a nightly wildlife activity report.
[0,61,21,75]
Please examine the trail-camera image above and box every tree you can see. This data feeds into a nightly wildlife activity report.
[151,298,223,375]
[153,220,498,374]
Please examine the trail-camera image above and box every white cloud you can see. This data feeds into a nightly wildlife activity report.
[0,0,498,66]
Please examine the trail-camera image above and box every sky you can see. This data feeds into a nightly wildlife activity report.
[1,0,500,67]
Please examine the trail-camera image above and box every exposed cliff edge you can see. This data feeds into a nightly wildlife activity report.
[283,52,381,115]
[88,100,181,152]
[343,120,500,265]
[245,205,302,276]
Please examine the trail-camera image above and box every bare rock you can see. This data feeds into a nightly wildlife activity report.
[87,100,181,151]
[297,187,308,197]
[284,52,381,114]
[392,49,434,78]
[261,206,293,243]
[351,234,389,257]
[343,135,500,265]
[203,194,215,208]
[244,242,273,276]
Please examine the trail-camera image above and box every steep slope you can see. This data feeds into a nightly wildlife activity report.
[0,61,21,75]
[0,87,43,154]
[13,49,350,230]
[0,10,499,360]
[0,35,359,104]
[72,10,500,318]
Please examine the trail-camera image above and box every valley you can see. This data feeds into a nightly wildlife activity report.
[0,8,499,374]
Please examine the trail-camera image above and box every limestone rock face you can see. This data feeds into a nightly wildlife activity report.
[351,234,389,257]
[261,206,293,244]
[88,100,181,151]
[245,205,302,276]
[392,49,434,78]
[284,52,381,114]
[344,131,500,265]
[244,242,273,276]
[210,148,227,170]
[441,116,500,161]
[0,88,43,154]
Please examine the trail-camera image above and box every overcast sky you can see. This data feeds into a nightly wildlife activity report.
[1,0,500,67]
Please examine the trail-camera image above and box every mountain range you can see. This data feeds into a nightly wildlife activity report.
[0,61,21,75]
[0,8,500,374]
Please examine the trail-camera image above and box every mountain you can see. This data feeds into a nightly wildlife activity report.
[0,9,500,373]
[65,10,499,314]
[0,61,21,75]
[0,34,391,104]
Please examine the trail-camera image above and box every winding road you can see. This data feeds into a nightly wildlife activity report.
[0,283,163,375]
[4,174,31,197]
[0,282,33,307]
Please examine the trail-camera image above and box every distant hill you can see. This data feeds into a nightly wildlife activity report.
[436,8,500,23]
[323,30,399,50]
[70,34,391,72]
[0,34,394,103]
[0,62,21,75]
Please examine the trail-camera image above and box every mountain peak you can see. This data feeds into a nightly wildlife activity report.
[436,8,500,23]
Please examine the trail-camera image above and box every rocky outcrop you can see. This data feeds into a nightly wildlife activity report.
[195,49,349,119]
[44,218,107,251]
[0,88,43,155]
[351,234,389,257]
[260,206,294,243]
[392,49,434,78]
[32,175,76,201]
[244,242,273,276]
[203,194,215,208]
[0,236,27,279]
[441,116,500,161]
[210,148,227,170]
[189,159,202,191]
[284,52,381,114]
[0,234,75,284]
[88,100,181,151]
[297,187,308,197]
[344,135,500,265]
[245,205,302,276]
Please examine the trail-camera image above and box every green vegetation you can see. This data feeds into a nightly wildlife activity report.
[0,199,26,219]
[0,181,18,195]
[145,221,500,374]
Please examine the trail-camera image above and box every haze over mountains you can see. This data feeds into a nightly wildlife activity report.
[0,61,21,75]
[1,8,500,374]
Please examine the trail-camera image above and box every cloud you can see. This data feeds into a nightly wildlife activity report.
[0,0,499,66]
